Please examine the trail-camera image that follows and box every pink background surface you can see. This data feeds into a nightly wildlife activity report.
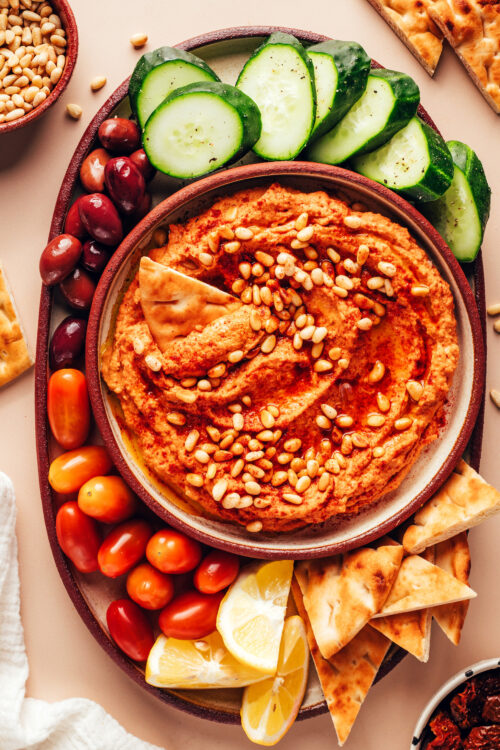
[0,1,499,748]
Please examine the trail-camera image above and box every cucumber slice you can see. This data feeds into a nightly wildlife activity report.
[421,141,491,262]
[129,46,219,129]
[352,117,454,202]
[307,40,371,140]
[307,68,420,165]
[236,32,316,160]
[142,82,261,179]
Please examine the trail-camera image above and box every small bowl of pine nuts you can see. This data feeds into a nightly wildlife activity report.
[0,0,78,133]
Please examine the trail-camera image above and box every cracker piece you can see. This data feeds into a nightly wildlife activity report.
[431,532,471,645]
[0,264,33,387]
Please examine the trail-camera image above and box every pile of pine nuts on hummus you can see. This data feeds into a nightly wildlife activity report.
[0,0,67,124]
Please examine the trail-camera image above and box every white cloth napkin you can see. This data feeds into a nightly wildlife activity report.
[0,472,164,750]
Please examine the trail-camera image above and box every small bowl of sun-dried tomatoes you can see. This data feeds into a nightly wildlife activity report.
[411,658,500,750]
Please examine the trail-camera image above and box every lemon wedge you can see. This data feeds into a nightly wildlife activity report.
[145,631,267,689]
[216,559,293,674]
[241,615,309,746]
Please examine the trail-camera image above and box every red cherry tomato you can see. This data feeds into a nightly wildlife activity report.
[106,599,154,661]
[78,475,136,523]
[55,501,100,573]
[126,563,174,610]
[194,551,240,594]
[47,369,91,450]
[146,529,202,574]
[158,590,224,640]
[98,519,152,578]
[49,446,113,494]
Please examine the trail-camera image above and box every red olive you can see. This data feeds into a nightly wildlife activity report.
[39,234,82,286]
[78,193,123,246]
[104,157,145,216]
[98,118,141,154]
[64,199,88,239]
[49,316,87,370]
[59,267,96,311]
[129,149,156,182]
[80,147,111,193]
[81,239,110,275]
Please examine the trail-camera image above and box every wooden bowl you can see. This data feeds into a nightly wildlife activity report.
[86,161,485,560]
[0,0,78,135]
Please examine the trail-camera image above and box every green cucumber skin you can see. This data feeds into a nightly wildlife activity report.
[307,40,371,140]
[447,140,491,233]
[406,120,454,202]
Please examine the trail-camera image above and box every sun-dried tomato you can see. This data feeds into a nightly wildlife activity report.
[463,725,500,749]
[451,682,483,730]
[426,711,463,750]
[478,674,500,699]
[482,695,500,724]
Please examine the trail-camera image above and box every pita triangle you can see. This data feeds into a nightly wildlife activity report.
[370,609,431,662]
[295,543,403,659]
[139,256,241,351]
[373,554,476,618]
[431,532,471,646]
[292,578,390,747]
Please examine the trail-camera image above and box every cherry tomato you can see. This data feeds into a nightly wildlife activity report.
[158,590,224,639]
[146,529,202,574]
[49,446,113,494]
[78,475,136,523]
[47,369,91,450]
[194,551,240,594]
[98,519,152,578]
[126,563,174,610]
[106,599,154,661]
[55,501,100,573]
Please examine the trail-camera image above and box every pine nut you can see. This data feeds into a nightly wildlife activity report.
[184,430,199,452]
[367,413,385,428]
[490,389,500,409]
[212,479,228,503]
[314,359,333,373]
[395,417,413,431]
[411,284,430,297]
[283,493,303,505]
[186,473,203,487]
[261,334,276,354]
[316,415,332,430]
[90,75,106,91]
[373,446,385,457]
[368,360,385,383]
[406,380,424,401]
[166,412,186,426]
[487,302,500,316]
[246,521,263,533]
[344,215,362,229]
[66,102,82,119]
[130,32,148,48]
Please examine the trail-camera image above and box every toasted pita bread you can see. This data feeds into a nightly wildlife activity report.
[428,0,500,113]
[431,532,471,645]
[403,461,500,554]
[373,553,476,617]
[370,609,432,662]
[0,264,33,388]
[292,578,390,747]
[295,543,403,659]
[366,0,443,75]
[138,256,241,351]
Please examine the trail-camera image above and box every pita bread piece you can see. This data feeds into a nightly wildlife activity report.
[432,532,471,645]
[370,609,432,662]
[0,264,33,388]
[366,0,444,75]
[138,256,241,351]
[295,543,403,659]
[373,553,476,617]
[403,460,500,554]
[292,578,390,747]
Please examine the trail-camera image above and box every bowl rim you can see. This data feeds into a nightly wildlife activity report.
[85,159,486,559]
[0,0,78,135]
[410,657,500,748]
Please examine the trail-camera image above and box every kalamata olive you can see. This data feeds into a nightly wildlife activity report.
[98,118,141,154]
[104,157,145,216]
[39,234,82,286]
[49,316,87,370]
[129,149,156,182]
[80,148,111,193]
[78,193,123,246]
[81,239,111,275]
[59,267,96,311]
[64,199,87,239]
[132,190,151,222]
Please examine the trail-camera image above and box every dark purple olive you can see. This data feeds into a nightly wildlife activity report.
[129,149,156,182]
[39,234,82,286]
[80,147,111,193]
[59,267,96,311]
[98,118,141,154]
[49,316,87,370]
[104,157,145,216]
[78,193,123,246]
[64,199,87,239]
[81,239,111,275]
[131,190,151,222]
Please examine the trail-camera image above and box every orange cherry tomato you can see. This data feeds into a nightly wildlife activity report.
[55,501,100,573]
[146,529,202,574]
[194,551,240,594]
[158,590,224,640]
[48,446,113,494]
[78,475,136,523]
[106,599,154,661]
[98,519,152,578]
[47,369,91,450]
[126,563,174,610]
